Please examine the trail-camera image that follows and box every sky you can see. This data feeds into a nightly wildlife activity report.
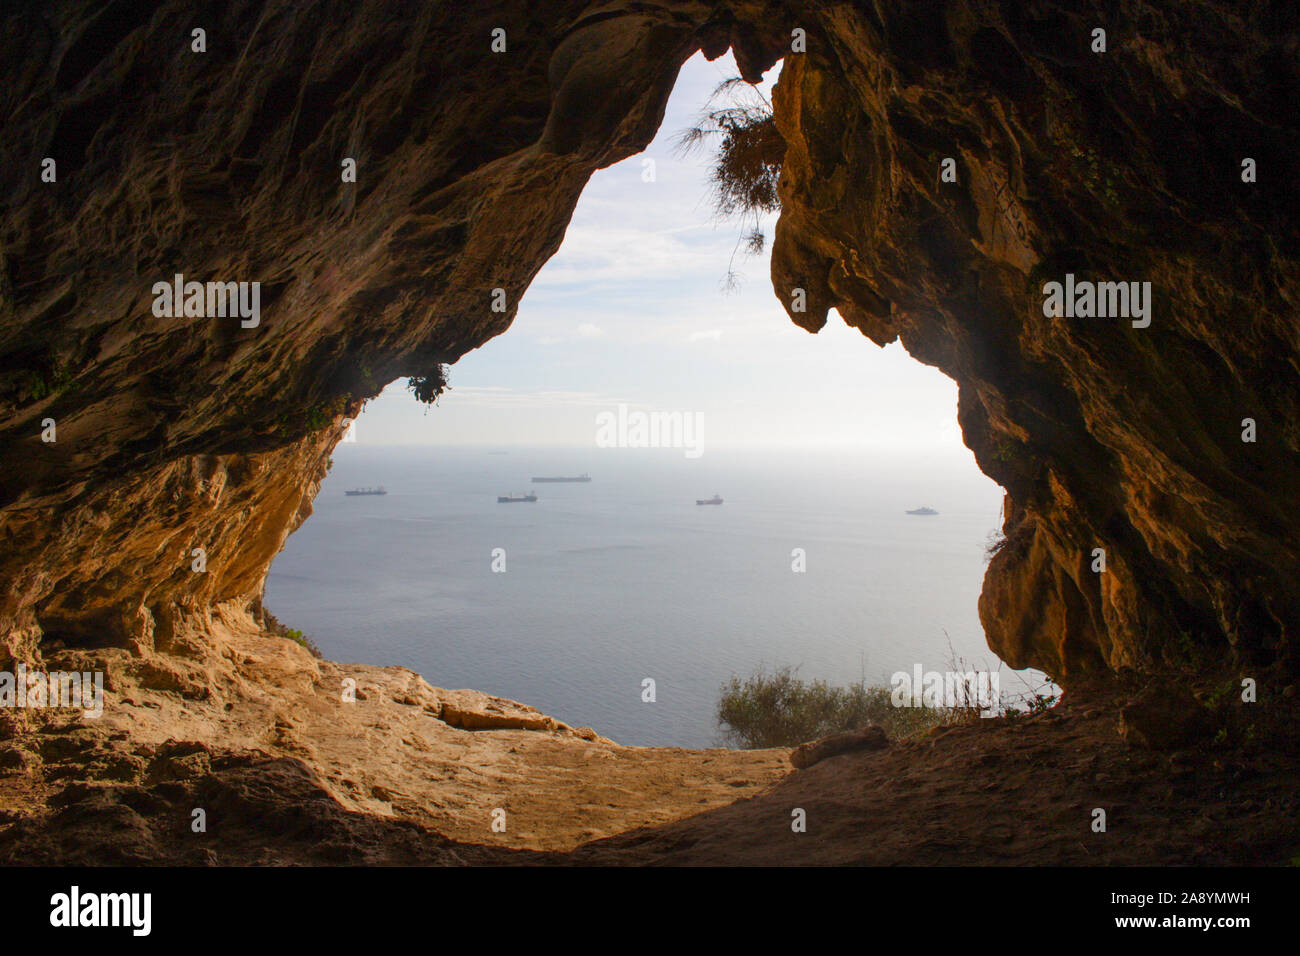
[348,52,973,458]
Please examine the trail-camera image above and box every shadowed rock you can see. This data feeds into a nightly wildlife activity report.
[1118,687,1214,750]
[790,725,889,769]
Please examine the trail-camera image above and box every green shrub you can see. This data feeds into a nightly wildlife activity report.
[407,365,450,405]
[716,666,955,749]
[261,610,323,659]
[676,76,784,289]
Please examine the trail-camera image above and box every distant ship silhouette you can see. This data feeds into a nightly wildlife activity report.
[906,506,938,515]
[345,487,386,496]
[696,495,723,506]
[498,493,538,503]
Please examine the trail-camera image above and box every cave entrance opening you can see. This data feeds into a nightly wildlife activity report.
[263,51,1039,750]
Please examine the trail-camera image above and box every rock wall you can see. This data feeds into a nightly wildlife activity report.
[1,1,1296,682]
[767,2,1300,677]
[0,0,713,657]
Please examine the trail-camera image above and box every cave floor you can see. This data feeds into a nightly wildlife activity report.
[1,611,1297,865]
[567,687,1300,866]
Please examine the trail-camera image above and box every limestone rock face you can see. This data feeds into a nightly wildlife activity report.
[1,0,717,656]
[766,4,1300,679]
[1,1,1297,685]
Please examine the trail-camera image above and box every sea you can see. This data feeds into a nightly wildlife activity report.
[264,444,1035,748]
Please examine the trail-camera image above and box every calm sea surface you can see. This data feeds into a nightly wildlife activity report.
[264,444,1027,747]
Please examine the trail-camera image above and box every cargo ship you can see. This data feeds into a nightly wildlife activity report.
[531,473,591,483]
[498,493,538,503]
[906,506,938,515]
[345,487,387,496]
[696,494,723,506]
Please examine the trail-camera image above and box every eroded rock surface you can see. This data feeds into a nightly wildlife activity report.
[767,5,1300,678]
[0,606,790,861]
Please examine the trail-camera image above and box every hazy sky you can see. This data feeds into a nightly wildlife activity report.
[350,52,973,458]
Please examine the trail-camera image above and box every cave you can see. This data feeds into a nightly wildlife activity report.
[1,0,1298,871]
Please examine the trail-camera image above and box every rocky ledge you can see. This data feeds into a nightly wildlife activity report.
[0,609,789,862]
